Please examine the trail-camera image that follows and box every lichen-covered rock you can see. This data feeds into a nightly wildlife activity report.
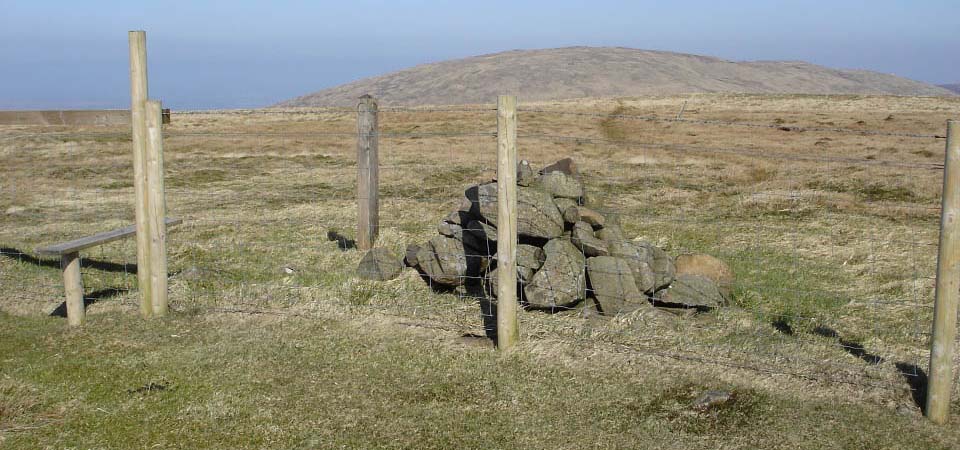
[563,206,605,229]
[357,247,405,281]
[586,256,648,315]
[675,253,735,300]
[555,198,579,223]
[524,239,586,309]
[536,171,584,200]
[571,221,609,257]
[608,241,656,292]
[466,183,564,239]
[404,243,421,267]
[437,220,463,237]
[487,245,544,296]
[516,244,546,282]
[638,242,675,291]
[653,274,725,308]
[596,223,625,243]
[517,160,536,186]
[415,235,481,286]
[464,220,498,245]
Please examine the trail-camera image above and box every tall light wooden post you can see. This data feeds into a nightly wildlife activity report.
[357,95,379,251]
[145,100,169,317]
[496,95,519,350]
[129,30,153,318]
[927,119,960,424]
[62,252,84,326]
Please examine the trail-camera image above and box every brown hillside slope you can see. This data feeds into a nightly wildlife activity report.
[940,84,960,94]
[279,47,955,107]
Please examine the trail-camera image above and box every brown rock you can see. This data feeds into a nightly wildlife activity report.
[542,157,578,176]
[675,253,735,299]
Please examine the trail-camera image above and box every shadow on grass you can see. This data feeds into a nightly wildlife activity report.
[49,287,130,318]
[811,325,928,412]
[0,247,137,273]
[326,231,356,251]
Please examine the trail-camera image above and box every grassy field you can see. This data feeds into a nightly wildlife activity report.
[2,93,960,447]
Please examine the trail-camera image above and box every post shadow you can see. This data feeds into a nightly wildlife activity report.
[326,231,356,251]
[812,325,928,412]
[49,287,129,318]
[1,247,137,273]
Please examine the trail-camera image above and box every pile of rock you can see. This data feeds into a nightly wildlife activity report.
[358,158,734,317]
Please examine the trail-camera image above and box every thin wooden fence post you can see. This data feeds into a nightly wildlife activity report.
[62,252,84,326]
[129,30,153,318]
[357,95,379,251]
[145,100,169,317]
[927,119,960,424]
[496,95,519,350]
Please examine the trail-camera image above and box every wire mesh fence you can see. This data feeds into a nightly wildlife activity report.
[0,97,953,402]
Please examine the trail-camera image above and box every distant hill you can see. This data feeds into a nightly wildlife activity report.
[278,47,955,107]
[940,84,960,94]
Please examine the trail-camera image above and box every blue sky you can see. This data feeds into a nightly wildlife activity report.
[0,0,956,109]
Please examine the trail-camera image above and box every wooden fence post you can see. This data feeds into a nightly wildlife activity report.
[129,30,153,318]
[62,252,84,326]
[357,95,379,251]
[496,95,519,350]
[927,119,960,424]
[145,100,169,317]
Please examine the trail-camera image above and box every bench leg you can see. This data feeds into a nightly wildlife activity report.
[61,252,84,326]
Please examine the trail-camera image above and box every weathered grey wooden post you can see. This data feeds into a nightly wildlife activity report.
[357,95,379,251]
[129,30,153,317]
[927,119,960,424]
[145,99,169,317]
[496,95,519,350]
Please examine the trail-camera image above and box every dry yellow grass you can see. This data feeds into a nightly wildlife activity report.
[2,93,960,444]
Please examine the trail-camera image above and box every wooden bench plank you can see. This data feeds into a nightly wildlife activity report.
[36,218,182,256]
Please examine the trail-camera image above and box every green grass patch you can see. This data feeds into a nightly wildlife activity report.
[1,311,957,449]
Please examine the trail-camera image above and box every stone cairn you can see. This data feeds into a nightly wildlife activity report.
[357,158,734,317]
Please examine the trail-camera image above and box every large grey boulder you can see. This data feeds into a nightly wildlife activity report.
[596,223,626,243]
[404,243,421,267]
[415,235,481,286]
[563,206,605,229]
[464,220,498,245]
[466,183,564,240]
[536,171,584,200]
[524,239,586,309]
[641,242,676,291]
[517,244,546,282]
[357,248,405,281]
[608,241,656,292]
[571,221,609,257]
[487,245,544,297]
[555,197,579,223]
[437,220,463,237]
[517,160,537,186]
[586,256,649,315]
[653,274,725,309]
